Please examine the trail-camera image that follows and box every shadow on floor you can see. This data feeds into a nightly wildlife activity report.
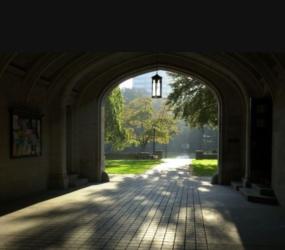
[1,166,285,249]
[0,183,93,217]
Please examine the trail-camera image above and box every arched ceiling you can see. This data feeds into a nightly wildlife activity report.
[0,52,284,105]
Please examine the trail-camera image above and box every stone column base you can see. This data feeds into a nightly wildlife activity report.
[48,173,68,189]
[211,172,219,184]
[101,171,110,183]
[242,177,252,188]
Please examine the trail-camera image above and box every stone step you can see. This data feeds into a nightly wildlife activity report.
[231,181,243,191]
[251,183,275,197]
[241,178,251,188]
[239,187,279,205]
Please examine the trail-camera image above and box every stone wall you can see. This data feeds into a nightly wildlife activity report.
[0,52,283,206]
[0,72,49,202]
[272,84,285,206]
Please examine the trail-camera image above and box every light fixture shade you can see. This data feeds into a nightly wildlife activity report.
[151,73,162,98]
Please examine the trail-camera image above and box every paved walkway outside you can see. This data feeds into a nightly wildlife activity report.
[1,158,285,249]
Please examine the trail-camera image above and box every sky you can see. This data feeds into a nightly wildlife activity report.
[119,78,133,89]
[119,70,172,90]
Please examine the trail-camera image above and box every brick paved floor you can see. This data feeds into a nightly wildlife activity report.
[1,159,285,250]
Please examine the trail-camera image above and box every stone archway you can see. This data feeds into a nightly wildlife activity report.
[62,54,253,186]
[100,68,222,182]
[0,52,281,204]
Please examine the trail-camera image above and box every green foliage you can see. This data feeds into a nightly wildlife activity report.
[105,159,162,174]
[104,87,128,151]
[166,72,218,128]
[151,103,178,144]
[124,97,178,149]
[124,97,153,149]
[105,77,185,152]
[191,159,218,176]
[121,88,149,103]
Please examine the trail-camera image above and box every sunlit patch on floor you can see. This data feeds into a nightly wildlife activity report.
[1,159,285,249]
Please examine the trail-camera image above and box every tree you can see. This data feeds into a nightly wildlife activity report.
[166,72,218,128]
[124,97,153,151]
[104,87,129,151]
[151,102,178,145]
[121,88,149,103]
[124,97,178,151]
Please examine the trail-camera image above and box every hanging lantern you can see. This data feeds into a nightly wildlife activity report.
[151,73,162,98]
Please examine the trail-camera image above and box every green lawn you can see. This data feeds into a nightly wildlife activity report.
[105,159,162,174]
[191,159,218,176]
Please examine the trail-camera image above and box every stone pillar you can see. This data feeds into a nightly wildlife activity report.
[243,97,252,187]
[93,100,104,182]
[100,104,109,182]
[77,99,102,183]
[48,103,68,189]
[101,104,106,172]
[212,103,222,184]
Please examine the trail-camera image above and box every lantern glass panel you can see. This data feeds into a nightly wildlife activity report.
[152,80,156,97]
[151,73,162,98]
[156,81,161,96]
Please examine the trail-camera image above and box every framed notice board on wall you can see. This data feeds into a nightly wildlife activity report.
[10,108,42,158]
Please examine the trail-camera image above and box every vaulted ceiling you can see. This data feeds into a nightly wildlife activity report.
[1,52,284,104]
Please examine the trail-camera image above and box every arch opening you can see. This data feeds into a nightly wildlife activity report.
[101,68,222,181]
[61,54,249,188]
